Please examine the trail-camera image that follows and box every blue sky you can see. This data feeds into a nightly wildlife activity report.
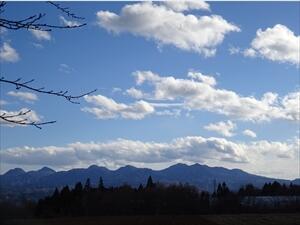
[0,1,299,179]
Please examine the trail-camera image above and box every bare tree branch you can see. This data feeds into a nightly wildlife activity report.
[0,1,86,31]
[0,109,56,129]
[47,1,85,20]
[0,77,97,104]
[0,2,94,129]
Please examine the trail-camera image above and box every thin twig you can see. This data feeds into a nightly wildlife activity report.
[47,1,85,20]
[0,1,86,31]
[0,77,97,104]
[0,110,56,129]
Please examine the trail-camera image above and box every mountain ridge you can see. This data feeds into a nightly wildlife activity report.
[1,163,296,194]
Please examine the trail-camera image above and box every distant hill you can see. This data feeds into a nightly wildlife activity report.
[293,178,300,185]
[1,164,295,199]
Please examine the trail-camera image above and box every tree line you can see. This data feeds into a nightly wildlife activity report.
[34,177,300,217]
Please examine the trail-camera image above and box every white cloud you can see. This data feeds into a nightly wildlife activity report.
[280,92,300,122]
[228,46,240,55]
[245,24,300,66]
[60,16,81,27]
[7,91,38,103]
[132,71,299,122]
[0,42,19,62]
[82,95,155,120]
[96,1,240,57]
[162,0,210,12]
[155,109,181,117]
[0,135,250,167]
[0,108,41,127]
[1,136,298,179]
[125,87,145,99]
[30,30,51,41]
[187,71,216,86]
[243,48,256,58]
[243,129,257,138]
[247,140,296,159]
[204,120,236,137]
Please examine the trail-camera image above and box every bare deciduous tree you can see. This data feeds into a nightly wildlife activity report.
[0,1,95,129]
[0,1,86,31]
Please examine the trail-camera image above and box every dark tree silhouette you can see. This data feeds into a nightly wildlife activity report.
[84,178,91,191]
[0,1,96,129]
[98,177,104,190]
[146,176,154,189]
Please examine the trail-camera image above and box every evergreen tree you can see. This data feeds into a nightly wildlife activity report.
[84,178,91,191]
[74,182,83,194]
[146,176,154,188]
[138,184,144,191]
[52,187,59,198]
[98,177,104,190]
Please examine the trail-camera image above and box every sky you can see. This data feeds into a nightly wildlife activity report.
[0,1,299,180]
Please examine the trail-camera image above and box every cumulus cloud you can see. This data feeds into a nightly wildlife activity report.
[82,95,155,120]
[187,71,216,86]
[162,0,210,12]
[247,140,296,159]
[96,1,240,57]
[132,71,300,122]
[243,48,256,58]
[245,24,300,66]
[1,136,298,172]
[125,87,146,99]
[7,91,38,103]
[0,108,41,127]
[0,42,19,62]
[0,136,251,167]
[243,129,257,138]
[30,30,51,41]
[204,120,236,137]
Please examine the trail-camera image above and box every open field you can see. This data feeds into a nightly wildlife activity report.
[2,214,300,225]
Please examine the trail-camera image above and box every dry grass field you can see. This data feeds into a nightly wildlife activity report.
[2,214,300,225]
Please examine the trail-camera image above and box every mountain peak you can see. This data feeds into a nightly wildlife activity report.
[38,167,55,174]
[88,165,99,169]
[117,165,137,171]
[4,168,25,176]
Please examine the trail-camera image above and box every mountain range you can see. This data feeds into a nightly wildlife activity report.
[1,163,299,199]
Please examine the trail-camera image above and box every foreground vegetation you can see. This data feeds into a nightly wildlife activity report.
[1,176,299,225]
[34,176,300,216]
[3,214,300,225]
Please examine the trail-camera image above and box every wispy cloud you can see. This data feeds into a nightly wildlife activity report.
[82,95,155,120]
[30,30,51,41]
[7,91,38,103]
